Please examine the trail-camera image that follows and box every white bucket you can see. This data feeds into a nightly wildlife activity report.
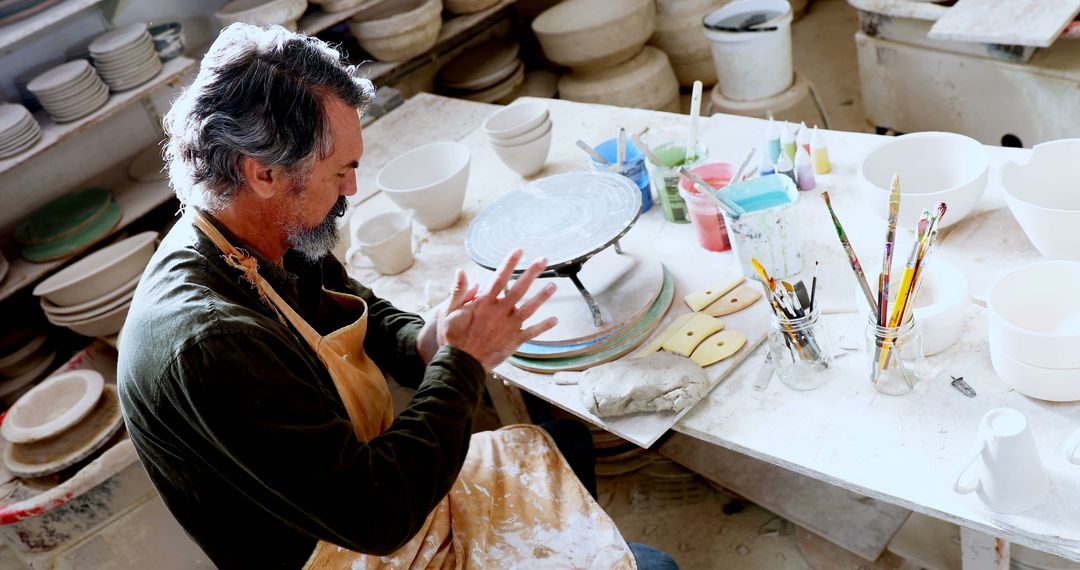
[703,0,794,101]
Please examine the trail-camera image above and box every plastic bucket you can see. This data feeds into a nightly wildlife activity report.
[703,0,793,101]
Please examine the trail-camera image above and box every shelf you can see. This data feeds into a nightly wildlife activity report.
[298,0,388,36]
[0,0,104,52]
[0,56,196,177]
[0,177,175,302]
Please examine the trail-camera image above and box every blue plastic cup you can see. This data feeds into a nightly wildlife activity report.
[589,138,652,212]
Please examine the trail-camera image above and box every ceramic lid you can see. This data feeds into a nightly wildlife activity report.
[14,187,113,246]
[26,60,92,94]
[21,200,122,262]
[1,369,105,444]
[89,23,149,56]
[0,104,32,134]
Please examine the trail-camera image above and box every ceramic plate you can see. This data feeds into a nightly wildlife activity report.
[0,130,40,158]
[89,23,149,56]
[27,60,93,94]
[0,104,32,134]
[29,66,96,98]
[15,187,113,246]
[92,37,154,63]
[35,73,103,103]
[466,171,642,272]
[94,43,158,71]
[1,369,105,443]
[21,200,122,263]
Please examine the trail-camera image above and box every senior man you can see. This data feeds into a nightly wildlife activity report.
[118,24,676,570]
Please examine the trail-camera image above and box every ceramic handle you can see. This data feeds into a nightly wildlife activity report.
[954,429,989,494]
[346,246,375,270]
[1066,429,1080,466]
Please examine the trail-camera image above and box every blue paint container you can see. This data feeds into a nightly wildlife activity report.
[721,174,803,281]
[590,138,652,212]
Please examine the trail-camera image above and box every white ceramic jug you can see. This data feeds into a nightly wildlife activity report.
[954,408,1049,514]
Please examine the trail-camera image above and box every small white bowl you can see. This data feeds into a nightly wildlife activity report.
[858,132,988,230]
[989,332,1080,402]
[987,261,1080,370]
[491,121,552,178]
[376,141,470,231]
[33,231,155,307]
[483,101,549,141]
[488,117,551,147]
[1002,139,1080,260]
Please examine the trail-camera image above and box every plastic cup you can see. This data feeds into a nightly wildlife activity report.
[678,162,734,252]
[645,141,708,224]
[589,138,653,212]
[721,174,803,281]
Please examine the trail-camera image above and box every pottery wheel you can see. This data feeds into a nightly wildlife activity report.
[522,249,663,344]
[3,384,123,478]
[465,171,642,273]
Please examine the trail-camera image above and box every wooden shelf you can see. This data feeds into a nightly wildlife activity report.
[0,56,196,177]
[0,0,105,52]
[298,0,388,36]
[0,177,175,302]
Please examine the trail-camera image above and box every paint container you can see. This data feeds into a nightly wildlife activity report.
[703,0,794,101]
[645,140,708,224]
[811,126,831,174]
[794,145,815,191]
[776,152,795,185]
[721,174,803,281]
[590,138,653,212]
[677,162,734,252]
[780,121,796,161]
[765,117,781,163]
[796,121,810,155]
[759,145,775,176]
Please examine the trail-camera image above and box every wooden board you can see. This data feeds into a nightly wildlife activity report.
[927,0,1080,48]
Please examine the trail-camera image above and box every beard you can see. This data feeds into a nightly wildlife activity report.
[286,187,349,263]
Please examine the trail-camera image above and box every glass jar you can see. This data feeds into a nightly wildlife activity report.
[865,317,926,395]
[766,306,833,390]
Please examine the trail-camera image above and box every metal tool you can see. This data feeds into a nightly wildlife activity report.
[951,375,977,398]
[753,353,775,391]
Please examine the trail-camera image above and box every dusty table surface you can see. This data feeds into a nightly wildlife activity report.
[347,94,1080,561]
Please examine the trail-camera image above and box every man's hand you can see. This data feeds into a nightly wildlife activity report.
[440,249,557,370]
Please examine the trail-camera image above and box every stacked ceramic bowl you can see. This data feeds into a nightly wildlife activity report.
[215,0,308,31]
[33,232,156,339]
[482,101,552,178]
[348,0,443,62]
[988,261,1080,402]
[149,22,186,61]
[15,187,121,263]
[438,40,524,104]
[0,103,41,158]
[88,23,163,92]
[26,60,109,123]
[0,330,56,407]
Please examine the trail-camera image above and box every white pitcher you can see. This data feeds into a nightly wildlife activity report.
[954,408,1049,514]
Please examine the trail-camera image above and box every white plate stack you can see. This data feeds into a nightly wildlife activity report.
[0,104,42,158]
[88,23,163,92]
[26,60,109,124]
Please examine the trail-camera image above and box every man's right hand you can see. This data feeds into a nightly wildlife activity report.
[440,249,558,371]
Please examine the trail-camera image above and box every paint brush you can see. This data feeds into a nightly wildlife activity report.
[809,261,819,311]
[686,80,703,164]
[679,167,745,216]
[617,127,627,166]
[751,258,773,290]
[576,140,609,165]
[731,147,756,183]
[821,192,878,315]
[879,173,901,326]
[630,132,663,165]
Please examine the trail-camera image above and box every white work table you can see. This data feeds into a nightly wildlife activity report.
[348,94,1080,566]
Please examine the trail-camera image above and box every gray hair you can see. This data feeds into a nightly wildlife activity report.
[163,23,375,212]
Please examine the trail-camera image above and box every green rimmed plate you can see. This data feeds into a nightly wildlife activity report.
[509,265,674,373]
[21,199,122,263]
[15,187,113,247]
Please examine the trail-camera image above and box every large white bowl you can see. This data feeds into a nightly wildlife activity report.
[858,131,988,230]
[33,231,156,307]
[483,101,549,141]
[490,121,552,178]
[532,0,656,72]
[1001,139,1080,260]
[348,0,442,62]
[376,141,470,231]
[987,261,1080,370]
[215,0,307,27]
[989,331,1080,402]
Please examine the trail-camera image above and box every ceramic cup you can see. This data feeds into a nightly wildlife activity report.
[954,408,1050,514]
[346,211,414,276]
[1066,428,1080,465]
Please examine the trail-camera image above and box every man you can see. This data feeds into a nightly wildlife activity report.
[118,23,676,569]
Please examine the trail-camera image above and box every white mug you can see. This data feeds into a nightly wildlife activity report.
[346,211,414,276]
[1066,427,1080,465]
[954,408,1049,514]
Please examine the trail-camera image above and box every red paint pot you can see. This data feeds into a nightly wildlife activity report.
[678,162,735,252]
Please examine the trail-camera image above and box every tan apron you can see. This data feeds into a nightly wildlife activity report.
[192,211,636,570]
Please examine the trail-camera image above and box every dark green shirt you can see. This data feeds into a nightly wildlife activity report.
[117,214,485,569]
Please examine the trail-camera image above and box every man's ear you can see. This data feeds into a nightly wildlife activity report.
[241,155,285,200]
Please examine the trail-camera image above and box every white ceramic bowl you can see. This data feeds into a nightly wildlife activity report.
[215,0,307,27]
[376,141,470,231]
[1,369,104,443]
[988,261,1080,370]
[483,101,549,141]
[532,0,656,71]
[989,332,1080,402]
[57,300,132,338]
[488,117,551,147]
[490,121,552,178]
[1001,139,1080,260]
[557,46,680,112]
[348,0,442,62]
[39,273,140,317]
[33,231,156,307]
[858,132,988,230]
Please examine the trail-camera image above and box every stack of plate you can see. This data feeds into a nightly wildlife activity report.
[34,231,156,338]
[14,187,122,263]
[26,61,109,123]
[437,40,525,104]
[0,330,56,407]
[0,104,42,158]
[88,23,163,92]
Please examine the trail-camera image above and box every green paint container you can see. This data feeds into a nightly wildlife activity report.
[645,141,708,224]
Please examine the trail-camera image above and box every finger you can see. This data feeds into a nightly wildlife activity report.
[447,269,469,311]
[503,257,547,306]
[514,281,557,322]
[518,316,559,343]
[485,249,524,298]
[461,283,479,305]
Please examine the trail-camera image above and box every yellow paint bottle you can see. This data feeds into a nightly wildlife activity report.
[810,126,831,174]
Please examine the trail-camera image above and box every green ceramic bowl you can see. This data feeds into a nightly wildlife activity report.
[14,187,112,246]
[21,199,122,263]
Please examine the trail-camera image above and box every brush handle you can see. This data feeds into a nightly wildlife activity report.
[617,128,626,166]
[631,132,662,165]
[686,81,703,163]
[680,167,742,217]
[576,140,609,165]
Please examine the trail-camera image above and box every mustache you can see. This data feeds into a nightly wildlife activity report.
[330,196,348,218]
